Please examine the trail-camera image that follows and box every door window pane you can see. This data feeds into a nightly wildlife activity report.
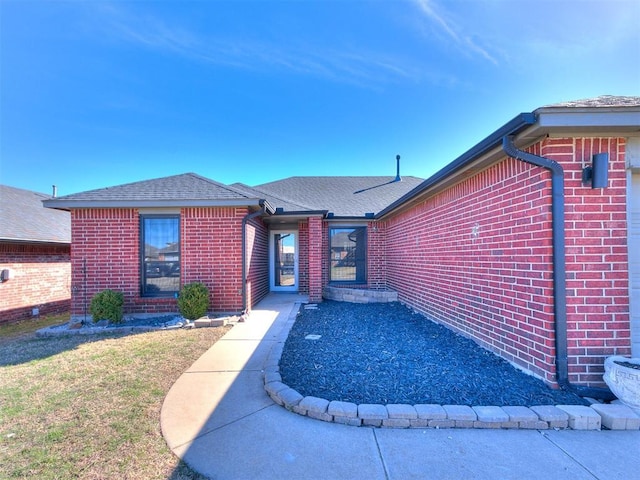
[141,216,180,296]
[274,233,295,287]
[330,227,366,282]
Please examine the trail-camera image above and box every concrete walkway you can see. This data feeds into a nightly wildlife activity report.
[161,293,640,480]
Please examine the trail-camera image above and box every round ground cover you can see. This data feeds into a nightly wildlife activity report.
[279,301,588,406]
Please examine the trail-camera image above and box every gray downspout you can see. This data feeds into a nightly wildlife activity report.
[242,205,265,314]
[502,136,614,400]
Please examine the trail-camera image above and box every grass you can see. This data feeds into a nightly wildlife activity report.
[0,314,69,343]
[0,314,230,479]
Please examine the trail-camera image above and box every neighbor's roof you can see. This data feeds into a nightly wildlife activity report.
[542,95,640,108]
[43,173,270,211]
[0,185,70,244]
[251,176,425,217]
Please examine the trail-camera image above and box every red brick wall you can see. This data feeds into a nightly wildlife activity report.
[181,207,247,312]
[71,209,142,319]
[308,217,324,302]
[298,220,309,293]
[367,221,386,289]
[557,138,631,383]
[0,242,70,324]
[385,137,630,387]
[245,214,269,310]
[70,207,255,319]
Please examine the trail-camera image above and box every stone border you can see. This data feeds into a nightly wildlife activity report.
[36,315,235,337]
[263,302,640,431]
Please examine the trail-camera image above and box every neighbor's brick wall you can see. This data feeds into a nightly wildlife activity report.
[0,242,70,324]
[385,137,630,387]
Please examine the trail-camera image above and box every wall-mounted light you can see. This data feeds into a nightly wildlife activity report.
[582,153,609,188]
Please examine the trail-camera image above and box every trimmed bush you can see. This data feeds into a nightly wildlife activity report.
[89,289,124,324]
[178,282,210,320]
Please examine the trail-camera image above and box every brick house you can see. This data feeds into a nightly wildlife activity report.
[1,185,71,324]
[44,95,639,392]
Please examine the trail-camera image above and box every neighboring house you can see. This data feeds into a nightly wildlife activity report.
[1,185,71,324]
[44,95,640,392]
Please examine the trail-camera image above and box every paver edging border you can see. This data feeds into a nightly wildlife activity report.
[263,302,640,431]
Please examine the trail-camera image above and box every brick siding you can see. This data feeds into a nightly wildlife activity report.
[308,216,324,302]
[70,206,263,319]
[367,220,386,289]
[244,214,269,309]
[298,220,309,293]
[384,137,631,388]
[0,242,71,324]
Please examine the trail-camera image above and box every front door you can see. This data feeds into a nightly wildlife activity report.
[270,230,298,292]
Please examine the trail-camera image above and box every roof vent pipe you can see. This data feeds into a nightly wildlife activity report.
[395,154,401,182]
[52,185,57,198]
[502,135,613,400]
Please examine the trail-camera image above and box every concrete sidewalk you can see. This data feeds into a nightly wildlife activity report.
[161,293,640,480]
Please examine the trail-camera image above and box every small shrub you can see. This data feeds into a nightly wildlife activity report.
[89,289,124,324]
[178,282,210,320]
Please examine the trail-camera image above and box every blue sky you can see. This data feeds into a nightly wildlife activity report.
[2,0,639,196]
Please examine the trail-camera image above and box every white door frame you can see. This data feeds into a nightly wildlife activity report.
[269,230,299,292]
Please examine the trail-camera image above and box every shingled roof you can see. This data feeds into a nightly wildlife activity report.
[44,172,425,218]
[0,185,70,244]
[43,173,268,210]
[251,176,425,217]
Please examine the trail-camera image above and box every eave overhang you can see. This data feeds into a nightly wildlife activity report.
[264,210,328,224]
[376,112,537,219]
[43,198,274,213]
[0,238,70,246]
[376,104,640,220]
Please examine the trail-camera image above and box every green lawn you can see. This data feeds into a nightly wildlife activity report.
[0,315,230,479]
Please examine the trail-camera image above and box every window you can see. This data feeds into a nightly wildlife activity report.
[330,227,366,283]
[141,215,180,296]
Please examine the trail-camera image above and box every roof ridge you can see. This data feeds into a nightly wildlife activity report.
[185,173,257,199]
[1,184,50,198]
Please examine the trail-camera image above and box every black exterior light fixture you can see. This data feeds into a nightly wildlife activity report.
[582,153,609,188]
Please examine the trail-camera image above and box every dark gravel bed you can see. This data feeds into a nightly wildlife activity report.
[279,301,589,407]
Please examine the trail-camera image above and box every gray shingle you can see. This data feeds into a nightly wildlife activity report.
[252,176,424,217]
[49,173,256,202]
[0,185,70,243]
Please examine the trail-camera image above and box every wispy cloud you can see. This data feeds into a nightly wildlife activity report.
[411,0,498,64]
[90,3,455,89]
